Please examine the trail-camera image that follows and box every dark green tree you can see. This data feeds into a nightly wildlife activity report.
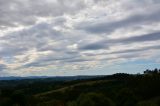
[68,93,115,106]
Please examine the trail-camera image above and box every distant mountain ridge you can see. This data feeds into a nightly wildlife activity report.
[0,75,102,81]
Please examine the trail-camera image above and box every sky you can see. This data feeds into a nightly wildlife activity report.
[0,0,160,76]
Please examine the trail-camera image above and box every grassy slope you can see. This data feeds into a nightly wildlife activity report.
[35,80,112,97]
[33,74,160,106]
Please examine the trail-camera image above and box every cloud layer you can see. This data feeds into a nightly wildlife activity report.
[0,0,160,76]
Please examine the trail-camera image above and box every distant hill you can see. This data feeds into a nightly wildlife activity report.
[0,75,102,81]
[0,72,160,106]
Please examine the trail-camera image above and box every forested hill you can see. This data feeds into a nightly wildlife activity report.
[0,69,160,106]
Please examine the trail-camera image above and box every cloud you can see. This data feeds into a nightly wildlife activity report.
[0,0,160,76]
[110,45,160,54]
[79,42,108,50]
[79,32,160,50]
[115,32,160,43]
[76,2,160,34]
[76,9,160,34]
[0,64,7,71]
[0,0,86,30]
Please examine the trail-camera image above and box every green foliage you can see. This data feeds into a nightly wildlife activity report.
[67,93,115,106]
[137,102,158,106]
[0,70,160,106]
[137,97,160,106]
[67,101,77,106]
[0,97,13,106]
[116,88,137,106]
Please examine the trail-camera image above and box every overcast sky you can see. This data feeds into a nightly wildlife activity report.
[0,0,160,76]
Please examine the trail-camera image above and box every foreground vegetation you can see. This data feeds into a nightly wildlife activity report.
[0,69,160,106]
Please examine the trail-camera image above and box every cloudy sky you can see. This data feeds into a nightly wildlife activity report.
[0,0,160,76]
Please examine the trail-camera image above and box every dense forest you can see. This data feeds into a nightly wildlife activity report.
[0,68,160,106]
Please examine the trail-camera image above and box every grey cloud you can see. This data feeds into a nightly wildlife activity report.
[101,52,147,62]
[79,52,146,63]
[0,64,7,71]
[0,0,86,28]
[22,54,79,68]
[25,30,160,67]
[79,32,160,50]
[2,21,80,53]
[53,16,67,26]
[63,58,91,63]
[110,45,160,54]
[0,19,82,68]
[115,32,160,44]
[0,0,160,75]
[1,22,63,56]
[76,9,160,34]
[0,43,28,57]
[114,53,143,60]
[85,44,160,57]
[79,42,108,50]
